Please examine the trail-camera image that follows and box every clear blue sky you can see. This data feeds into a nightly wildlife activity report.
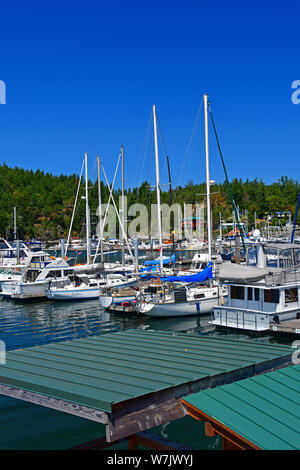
[0,0,299,189]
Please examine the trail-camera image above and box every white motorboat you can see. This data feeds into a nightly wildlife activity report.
[211,242,300,331]
[1,256,73,299]
[46,272,138,301]
[0,238,32,267]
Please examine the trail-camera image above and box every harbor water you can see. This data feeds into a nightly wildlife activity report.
[0,250,294,450]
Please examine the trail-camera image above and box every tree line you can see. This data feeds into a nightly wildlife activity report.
[0,163,299,240]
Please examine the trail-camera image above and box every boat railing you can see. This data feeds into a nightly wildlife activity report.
[213,305,273,331]
[265,268,300,286]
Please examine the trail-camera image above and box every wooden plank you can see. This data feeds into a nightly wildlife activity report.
[106,396,185,442]
[135,431,191,450]
[106,354,292,442]
[70,436,121,450]
[0,384,107,424]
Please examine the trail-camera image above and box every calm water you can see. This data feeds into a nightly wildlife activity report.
[0,250,294,450]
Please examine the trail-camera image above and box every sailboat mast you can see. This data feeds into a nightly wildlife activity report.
[121,145,125,266]
[13,207,17,241]
[203,94,212,260]
[97,155,104,262]
[85,152,91,264]
[153,104,163,271]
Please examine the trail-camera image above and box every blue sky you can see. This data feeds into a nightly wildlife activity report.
[0,0,299,189]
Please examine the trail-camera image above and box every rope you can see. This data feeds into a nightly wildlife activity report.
[207,101,246,254]
[176,99,203,190]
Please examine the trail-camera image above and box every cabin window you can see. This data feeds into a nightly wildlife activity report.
[231,286,245,300]
[285,288,298,303]
[64,270,73,276]
[294,250,300,265]
[46,271,61,278]
[254,288,260,301]
[247,288,253,301]
[264,289,279,303]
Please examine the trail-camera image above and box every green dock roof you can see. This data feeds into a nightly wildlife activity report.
[0,330,293,413]
[183,364,300,450]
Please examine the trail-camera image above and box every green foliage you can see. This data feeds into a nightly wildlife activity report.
[0,163,299,239]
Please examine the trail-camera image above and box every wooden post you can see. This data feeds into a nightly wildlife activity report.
[128,434,138,450]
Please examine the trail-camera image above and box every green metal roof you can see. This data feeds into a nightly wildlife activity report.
[0,330,293,413]
[183,364,300,450]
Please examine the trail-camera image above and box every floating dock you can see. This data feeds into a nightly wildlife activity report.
[270,319,300,335]
[0,330,294,448]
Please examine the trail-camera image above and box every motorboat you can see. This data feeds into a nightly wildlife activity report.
[211,242,300,331]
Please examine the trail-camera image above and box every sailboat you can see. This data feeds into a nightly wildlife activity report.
[47,152,138,301]
[135,97,227,317]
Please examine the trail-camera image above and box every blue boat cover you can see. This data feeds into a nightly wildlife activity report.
[159,262,213,283]
[144,254,176,266]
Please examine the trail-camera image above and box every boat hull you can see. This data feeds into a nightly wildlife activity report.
[46,287,100,301]
[142,297,218,317]
[99,295,136,309]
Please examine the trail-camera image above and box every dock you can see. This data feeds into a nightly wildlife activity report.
[183,362,300,450]
[270,319,300,335]
[0,330,293,448]
[107,304,137,313]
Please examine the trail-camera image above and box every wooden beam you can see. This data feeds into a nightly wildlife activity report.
[106,354,291,443]
[182,400,261,450]
[70,436,123,450]
[106,396,185,442]
[128,434,138,450]
[0,384,107,424]
[135,431,191,450]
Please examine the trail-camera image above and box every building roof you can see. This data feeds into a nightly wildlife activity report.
[0,330,293,414]
[183,364,300,450]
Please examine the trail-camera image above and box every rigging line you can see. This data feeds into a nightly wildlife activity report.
[65,159,85,258]
[156,113,170,188]
[208,101,246,254]
[135,108,153,193]
[92,152,122,263]
[101,163,135,264]
[175,98,203,191]
[137,117,154,203]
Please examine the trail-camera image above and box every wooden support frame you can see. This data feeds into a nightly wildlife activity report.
[0,353,292,446]
[0,384,107,424]
[182,400,261,451]
[70,431,191,450]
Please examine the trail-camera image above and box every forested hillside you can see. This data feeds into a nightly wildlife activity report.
[0,163,299,240]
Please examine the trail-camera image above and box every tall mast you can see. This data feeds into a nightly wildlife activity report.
[85,152,91,264]
[203,94,212,260]
[97,155,104,262]
[121,145,125,266]
[13,207,17,241]
[153,104,163,271]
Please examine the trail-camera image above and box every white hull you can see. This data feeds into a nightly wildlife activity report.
[99,295,136,309]
[139,297,218,317]
[1,280,51,299]
[212,306,300,332]
[46,286,100,301]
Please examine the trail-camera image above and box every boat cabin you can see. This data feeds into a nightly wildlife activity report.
[212,243,300,331]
